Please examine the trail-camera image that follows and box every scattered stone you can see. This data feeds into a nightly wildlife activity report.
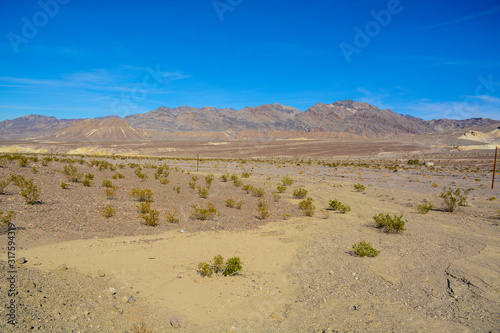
[108,288,116,295]
[57,264,67,271]
[16,257,27,264]
[170,316,182,328]
[33,261,42,266]
[120,296,129,304]
[111,305,123,315]
[97,269,105,277]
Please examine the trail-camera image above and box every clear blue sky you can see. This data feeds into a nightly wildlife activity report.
[1,0,499,122]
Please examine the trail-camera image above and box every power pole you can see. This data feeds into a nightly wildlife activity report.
[196,154,199,172]
[492,147,498,190]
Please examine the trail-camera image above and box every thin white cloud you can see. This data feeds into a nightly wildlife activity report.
[420,6,500,31]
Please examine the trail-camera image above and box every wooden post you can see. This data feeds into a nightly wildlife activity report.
[196,154,199,172]
[492,147,498,189]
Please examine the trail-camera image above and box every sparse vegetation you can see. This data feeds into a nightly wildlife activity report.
[439,187,472,212]
[225,198,236,208]
[252,187,265,197]
[112,173,125,179]
[220,173,229,182]
[101,204,115,218]
[276,185,287,193]
[0,179,10,194]
[60,182,70,189]
[19,179,40,204]
[352,241,380,257]
[256,199,270,219]
[233,178,242,187]
[272,193,281,202]
[241,171,251,178]
[105,186,117,200]
[198,255,242,277]
[407,159,421,165]
[82,178,92,187]
[191,202,219,220]
[165,209,180,223]
[416,201,434,214]
[353,183,366,192]
[142,209,159,226]
[130,188,154,202]
[188,180,197,189]
[293,188,307,199]
[282,175,293,186]
[242,184,253,194]
[197,186,209,198]
[173,186,181,194]
[373,213,406,233]
[136,202,152,213]
[1,211,15,225]
[328,199,351,213]
[205,173,214,187]
[298,197,315,216]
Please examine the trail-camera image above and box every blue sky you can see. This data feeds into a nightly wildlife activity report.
[0,0,499,122]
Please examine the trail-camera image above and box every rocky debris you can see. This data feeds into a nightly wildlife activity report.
[56,264,67,271]
[170,316,182,328]
[97,269,105,277]
[16,257,27,264]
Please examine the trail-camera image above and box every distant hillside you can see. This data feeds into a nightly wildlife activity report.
[1,100,499,141]
[47,118,148,142]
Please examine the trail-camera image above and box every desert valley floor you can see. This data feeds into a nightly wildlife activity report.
[0,138,499,332]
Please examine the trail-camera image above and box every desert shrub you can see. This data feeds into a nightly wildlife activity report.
[352,241,380,257]
[282,175,293,186]
[328,199,351,213]
[31,166,38,174]
[20,179,39,204]
[105,186,117,200]
[10,174,26,187]
[233,179,242,187]
[0,179,10,194]
[235,200,243,210]
[220,173,229,182]
[272,193,281,202]
[224,257,243,276]
[60,182,70,189]
[256,199,270,219]
[191,175,199,181]
[298,197,315,216]
[101,204,115,218]
[198,255,242,277]
[439,187,472,212]
[353,183,366,192]
[130,188,154,202]
[82,178,92,187]
[276,185,287,193]
[487,197,496,201]
[198,262,213,277]
[293,188,308,199]
[63,165,83,183]
[85,173,94,180]
[432,183,439,187]
[18,156,28,167]
[241,171,251,178]
[154,164,170,179]
[112,173,125,179]
[191,202,219,220]
[173,186,181,194]
[230,174,239,181]
[416,201,434,214]
[102,179,113,188]
[165,209,180,223]
[252,187,265,197]
[188,180,197,189]
[142,209,159,226]
[205,174,214,187]
[1,211,15,225]
[136,172,148,182]
[225,198,236,208]
[41,157,52,166]
[242,184,253,194]
[197,186,209,199]
[136,202,151,213]
[373,213,406,233]
[160,177,170,185]
[407,159,421,165]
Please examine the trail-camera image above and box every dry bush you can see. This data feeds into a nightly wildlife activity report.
[101,204,115,218]
[256,199,270,219]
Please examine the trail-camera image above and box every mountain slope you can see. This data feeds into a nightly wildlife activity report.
[0,115,77,140]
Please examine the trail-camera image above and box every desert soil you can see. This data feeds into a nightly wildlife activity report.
[0,142,499,332]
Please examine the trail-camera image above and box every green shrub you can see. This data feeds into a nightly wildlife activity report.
[173,186,181,194]
[353,183,366,192]
[293,188,307,199]
[31,166,38,174]
[142,209,159,226]
[191,175,199,181]
[276,185,287,193]
[154,164,170,179]
[233,179,242,187]
[252,187,265,197]
[191,202,219,220]
[197,186,209,198]
[213,255,225,273]
[416,201,434,214]
[85,173,94,180]
[101,204,115,218]
[82,179,92,187]
[112,173,125,179]
[272,193,281,202]
[329,199,351,213]
[224,257,243,276]
[373,213,406,233]
[63,165,83,183]
[188,180,197,189]
[20,179,39,204]
[282,175,293,186]
[198,255,242,277]
[41,157,52,166]
[225,198,236,208]
[10,174,26,187]
[230,174,239,181]
[18,156,28,167]
[242,184,253,194]
[235,200,243,210]
[256,199,270,219]
[198,262,213,277]
[160,177,170,185]
[205,174,214,187]
[298,197,315,216]
[102,179,113,188]
[220,173,229,182]
[60,182,70,189]
[165,209,180,223]
[136,202,151,213]
[105,186,117,200]
[352,241,380,257]
[130,188,154,202]
[241,171,251,178]
[407,159,421,165]
[0,211,15,225]
[439,187,472,212]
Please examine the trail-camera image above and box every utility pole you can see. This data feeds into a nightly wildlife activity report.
[196,154,199,172]
[492,147,498,190]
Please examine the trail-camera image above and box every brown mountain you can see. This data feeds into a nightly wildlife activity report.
[47,118,148,142]
[1,100,499,141]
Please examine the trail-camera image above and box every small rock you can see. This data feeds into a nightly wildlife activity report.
[170,316,182,328]
[108,288,116,295]
[270,312,284,320]
[57,264,67,271]
[70,315,77,321]
[16,257,27,264]
[97,269,105,277]
[120,296,129,304]
[33,261,42,266]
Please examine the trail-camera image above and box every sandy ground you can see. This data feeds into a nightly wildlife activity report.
[0,143,499,332]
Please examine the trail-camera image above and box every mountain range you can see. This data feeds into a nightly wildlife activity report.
[1,100,498,141]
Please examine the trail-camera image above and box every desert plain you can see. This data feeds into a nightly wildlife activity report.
[0,136,499,333]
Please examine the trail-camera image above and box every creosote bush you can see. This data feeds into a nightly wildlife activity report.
[188,181,197,189]
[197,186,209,199]
[282,175,293,186]
[241,171,251,178]
[198,255,243,277]
[416,201,434,214]
[105,186,117,200]
[225,198,236,208]
[352,241,380,257]
[173,186,181,194]
[60,182,70,189]
[293,188,308,199]
[130,188,154,202]
[242,184,253,194]
[373,213,406,233]
[439,187,472,212]
[101,204,115,218]
[165,209,180,223]
[112,173,125,179]
[272,193,281,202]
[252,187,265,197]
[298,197,315,216]
[353,183,366,192]
[276,185,286,193]
[233,178,242,187]
[82,178,92,187]
[102,179,113,188]
[329,199,351,213]
[142,209,159,226]
[1,211,15,225]
[19,179,40,204]
[256,199,270,219]
[205,173,214,187]
[191,202,219,220]
[220,173,229,182]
